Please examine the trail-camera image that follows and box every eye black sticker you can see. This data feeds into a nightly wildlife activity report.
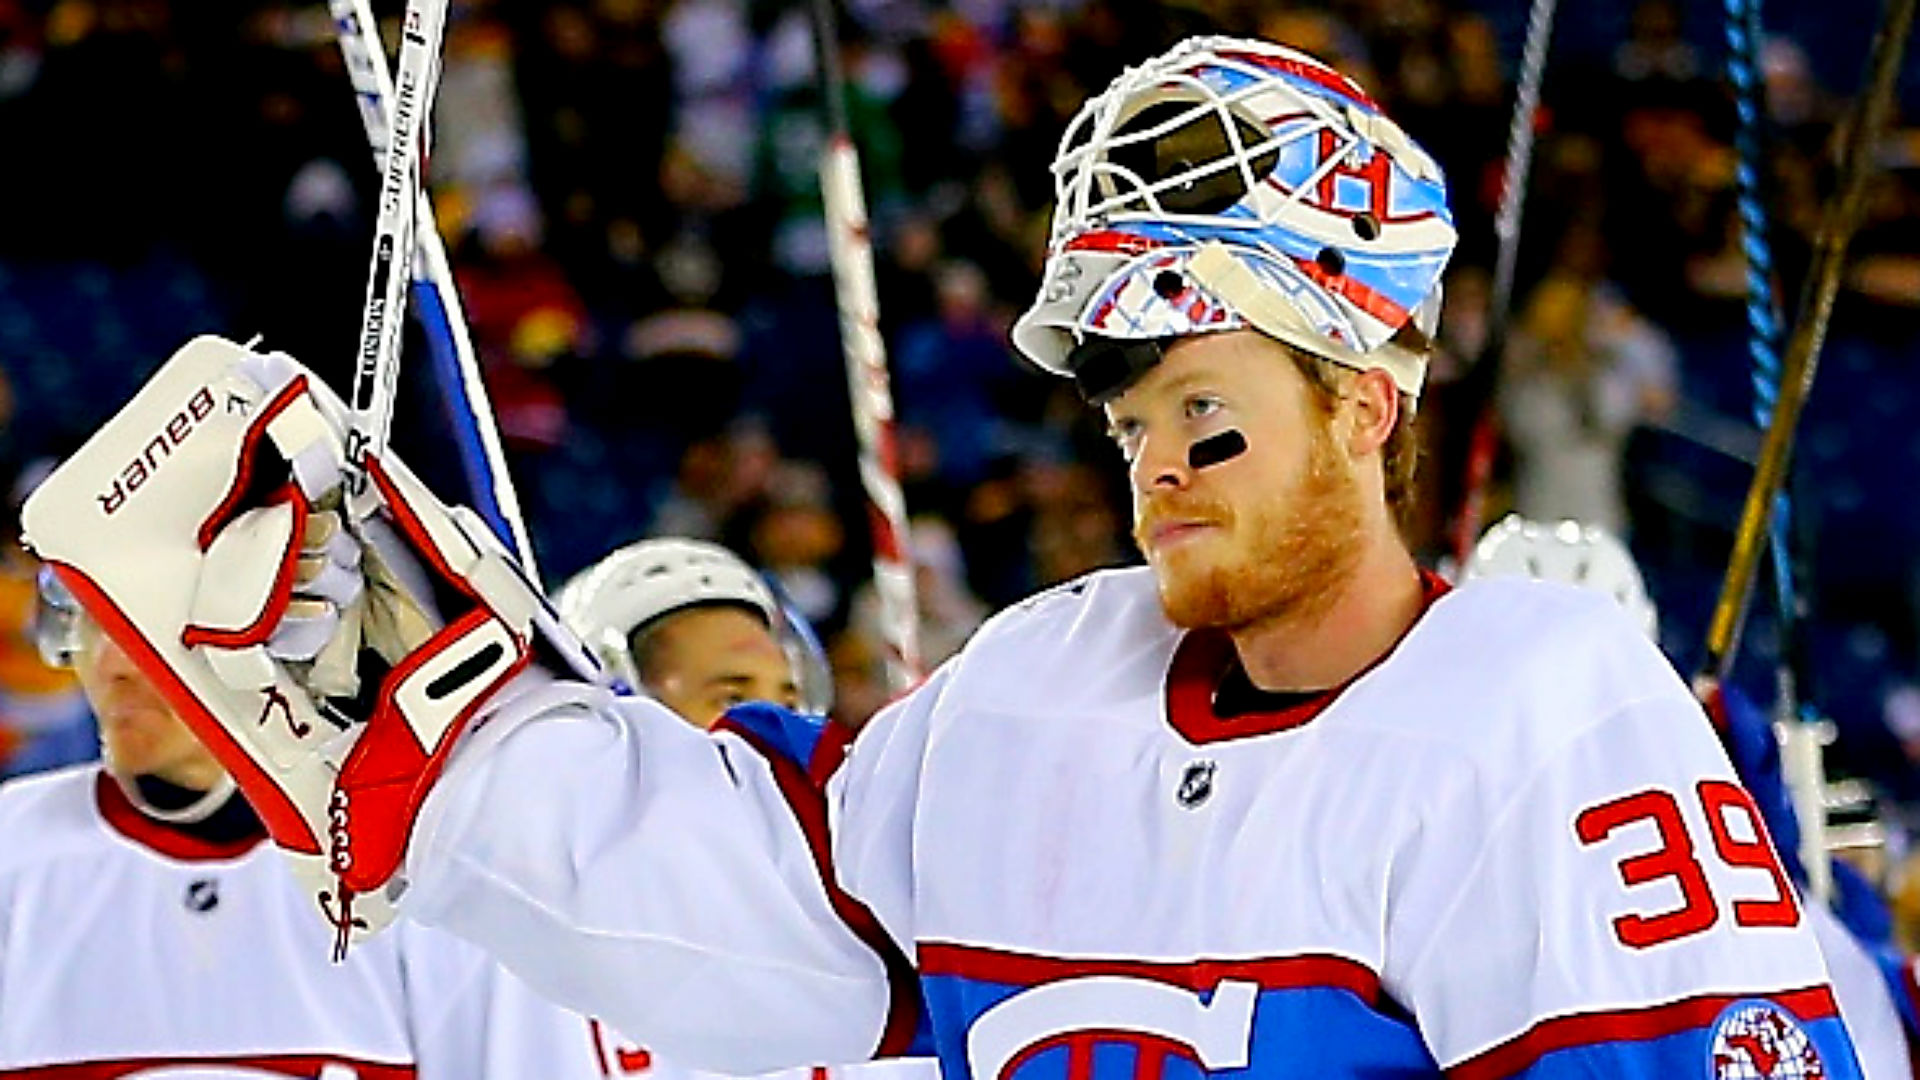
[1188,429,1248,470]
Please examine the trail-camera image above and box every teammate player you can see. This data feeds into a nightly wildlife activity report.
[540,536,914,1078]
[27,36,1866,1080]
[1465,515,1917,1078]
[555,538,812,727]
[0,570,516,1075]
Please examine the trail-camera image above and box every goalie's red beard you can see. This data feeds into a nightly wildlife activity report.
[1135,424,1364,632]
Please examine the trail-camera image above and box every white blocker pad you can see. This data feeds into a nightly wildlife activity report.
[21,335,595,954]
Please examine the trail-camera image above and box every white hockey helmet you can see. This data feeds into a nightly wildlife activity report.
[556,539,779,692]
[1463,515,1659,639]
[1012,36,1457,404]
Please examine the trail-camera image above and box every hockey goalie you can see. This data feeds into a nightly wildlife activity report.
[22,35,1865,1080]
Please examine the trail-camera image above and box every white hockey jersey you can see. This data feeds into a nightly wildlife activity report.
[1806,902,1912,1080]
[0,763,630,1078]
[407,569,1863,1079]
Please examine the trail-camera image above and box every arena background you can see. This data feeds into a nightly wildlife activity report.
[2,0,1920,870]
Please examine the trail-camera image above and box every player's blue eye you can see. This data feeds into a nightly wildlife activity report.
[1184,395,1223,421]
[1108,417,1145,460]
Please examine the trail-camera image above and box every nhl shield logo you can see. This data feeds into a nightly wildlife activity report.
[1176,760,1217,809]
[1709,1000,1826,1079]
[184,877,220,913]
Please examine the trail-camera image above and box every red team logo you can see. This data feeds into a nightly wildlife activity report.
[1710,1001,1826,1079]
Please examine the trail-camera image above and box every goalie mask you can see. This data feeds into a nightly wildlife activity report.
[1011,37,1456,403]
[555,538,834,717]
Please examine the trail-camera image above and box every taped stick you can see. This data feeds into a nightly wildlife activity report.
[1724,0,1833,905]
[330,0,539,580]
[1448,0,1559,565]
[343,0,448,517]
[1701,0,1919,685]
[807,0,921,691]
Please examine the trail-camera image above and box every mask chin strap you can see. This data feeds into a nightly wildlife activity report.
[115,770,239,825]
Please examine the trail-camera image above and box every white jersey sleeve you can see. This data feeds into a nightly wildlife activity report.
[1386,591,1856,1078]
[1805,904,1914,1080]
[396,919,623,1079]
[404,680,923,1073]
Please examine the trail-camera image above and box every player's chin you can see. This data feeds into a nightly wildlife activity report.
[1150,562,1237,630]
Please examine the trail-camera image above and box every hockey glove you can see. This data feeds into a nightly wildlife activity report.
[22,336,600,956]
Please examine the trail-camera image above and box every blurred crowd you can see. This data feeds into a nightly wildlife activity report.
[5,0,1920,922]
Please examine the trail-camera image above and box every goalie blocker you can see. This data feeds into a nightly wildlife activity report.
[20,335,600,956]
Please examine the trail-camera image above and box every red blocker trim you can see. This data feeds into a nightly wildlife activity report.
[916,941,1381,1004]
[1446,985,1841,1080]
[714,719,924,1057]
[49,562,321,856]
[364,455,481,604]
[94,771,264,862]
[195,375,310,550]
[180,482,309,650]
[0,1053,414,1078]
[334,606,530,893]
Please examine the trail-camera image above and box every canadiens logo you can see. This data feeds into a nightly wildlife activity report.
[969,975,1256,1080]
[1709,1001,1826,1079]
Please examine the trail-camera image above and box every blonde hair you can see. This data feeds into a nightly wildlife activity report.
[1289,351,1421,529]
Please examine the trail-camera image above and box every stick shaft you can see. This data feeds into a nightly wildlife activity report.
[1702,0,1920,681]
[808,0,921,691]
[1449,0,1558,563]
[331,0,539,578]
[343,0,448,514]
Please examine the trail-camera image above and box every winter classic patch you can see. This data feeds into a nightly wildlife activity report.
[1709,999,1826,1079]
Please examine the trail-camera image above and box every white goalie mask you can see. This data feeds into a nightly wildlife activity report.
[555,538,833,716]
[1012,36,1456,403]
[1463,515,1659,639]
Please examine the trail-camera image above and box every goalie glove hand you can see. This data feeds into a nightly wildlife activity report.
[22,336,603,957]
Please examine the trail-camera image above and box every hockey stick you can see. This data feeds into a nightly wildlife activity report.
[329,0,540,580]
[1700,0,1918,684]
[342,0,448,518]
[806,0,921,691]
[1724,0,1833,903]
[1447,0,1559,565]
[1447,0,1557,560]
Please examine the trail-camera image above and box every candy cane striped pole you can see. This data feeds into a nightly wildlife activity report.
[1450,0,1558,566]
[807,0,921,691]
